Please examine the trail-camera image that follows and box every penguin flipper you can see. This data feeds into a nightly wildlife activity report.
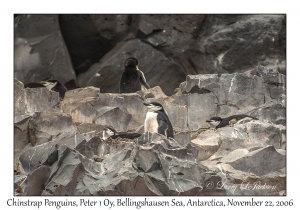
[158,120,169,137]
[138,70,151,89]
[24,82,45,88]
[216,120,227,129]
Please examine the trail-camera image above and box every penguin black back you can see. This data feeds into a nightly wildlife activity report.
[207,114,258,129]
[24,83,45,88]
[156,109,174,138]
[119,57,150,93]
[217,114,258,128]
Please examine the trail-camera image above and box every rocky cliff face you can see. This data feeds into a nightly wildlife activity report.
[14,14,286,95]
[14,65,286,196]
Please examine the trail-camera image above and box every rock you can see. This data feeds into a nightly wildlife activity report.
[59,14,131,75]
[28,112,76,146]
[62,90,147,132]
[14,115,31,157]
[91,93,147,131]
[14,175,27,195]
[14,15,76,88]
[26,166,51,195]
[137,132,195,162]
[75,136,103,159]
[195,15,286,74]
[220,148,249,163]
[248,102,286,125]
[15,15,285,94]
[77,39,186,95]
[251,65,286,86]
[226,146,285,176]
[200,159,285,195]
[14,64,286,195]
[75,122,104,135]
[174,132,191,147]
[19,133,86,174]
[137,86,168,100]
[191,130,221,161]
[179,66,286,126]
[179,74,220,94]
[235,120,286,149]
[38,134,223,195]
[63,86,100,101]
[14,79,27,116]
[60,87,100,124]
[207,126,260,161]
[180,72,266,112]
[25,87,61,115]
[95,106,132,132]
[188,93,218,131]
[14,79,60,116]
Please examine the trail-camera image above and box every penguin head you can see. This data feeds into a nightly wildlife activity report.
[102,127,116,140]
[124,57,138,68]
[143,102,164,112]
[40,80,58,91]
[206,117,222,128]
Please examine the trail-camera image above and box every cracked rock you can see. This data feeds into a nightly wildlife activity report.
[14,64,285,196]
[28,112,76,146]
[226,146,285,176]
[14,14,76,88]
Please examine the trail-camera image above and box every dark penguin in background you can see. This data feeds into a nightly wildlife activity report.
[206,114,258,129]
[24,79,68,99]
[143,102,174,138]
[102,126,141,140]
[119,57,150,93]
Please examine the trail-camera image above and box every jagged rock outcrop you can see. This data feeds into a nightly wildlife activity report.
[14,65,286,196]
[14,14,285,95]
[14,15,77,89]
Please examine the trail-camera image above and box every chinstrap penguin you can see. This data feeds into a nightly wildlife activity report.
[24,79,68,99]
[102,127,116,140]
[143,102,174,138]
[119,57,150,93]
[206,115,258,129]
[102,126,141,140]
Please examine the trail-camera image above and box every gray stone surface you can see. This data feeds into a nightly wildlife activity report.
[235,120,286,149]
[77,39,186,95]
[191,130,221,161]
[39,134,223,196]
[15,15,285,95]
[227,146,285,176]
[14,15,76,88]
[13,64,286,195]
[28,112,76,146]
[14,79,60,116]
[179,65,286,127]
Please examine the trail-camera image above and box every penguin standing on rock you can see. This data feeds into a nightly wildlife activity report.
[143,102,174,138]
[119,57,150,93]
[206,114,258,129]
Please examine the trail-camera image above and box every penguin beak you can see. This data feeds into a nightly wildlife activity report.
[143,103,150,106]
[206,120,212,122]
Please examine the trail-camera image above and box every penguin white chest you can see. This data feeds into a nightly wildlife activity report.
[144,112,159,133]
[207,120,220,128]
